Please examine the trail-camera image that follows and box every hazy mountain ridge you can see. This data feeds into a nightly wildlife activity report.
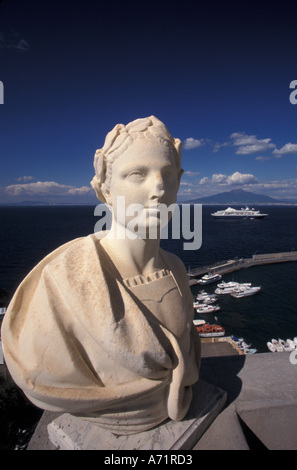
[183,189,297,205]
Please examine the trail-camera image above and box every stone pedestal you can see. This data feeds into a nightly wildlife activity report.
[47,380,226,450]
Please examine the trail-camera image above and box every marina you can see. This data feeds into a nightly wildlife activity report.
[192,277,261,354]
[188,250,297,281]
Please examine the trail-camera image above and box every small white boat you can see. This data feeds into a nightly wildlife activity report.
[196,292,218,301]
[267,341,277,352]
[278,339,294,352]
[215,282,252,294]
[271,339,284,352]
[217,281,251,289]
[194,295,217,307]
[233,338,251,349]
[198,272,222,285]
[231,286,261,298]
[239,341,252,349]
[215,287,231,294]
[244,348,257,355]
[197,296,217,305]
[193,319,206,326]
[196,304,220,314]
[287,339,296,350]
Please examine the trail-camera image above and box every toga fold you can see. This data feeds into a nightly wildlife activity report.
[1,232,200,434]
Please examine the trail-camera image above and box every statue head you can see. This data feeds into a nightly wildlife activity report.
[91,116,183,205]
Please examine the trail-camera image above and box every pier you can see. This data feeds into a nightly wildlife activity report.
[188,250,297,281]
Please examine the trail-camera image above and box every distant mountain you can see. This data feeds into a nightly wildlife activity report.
[184,188,296,205]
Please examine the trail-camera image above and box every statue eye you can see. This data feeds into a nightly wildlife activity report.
[128,170,145,180]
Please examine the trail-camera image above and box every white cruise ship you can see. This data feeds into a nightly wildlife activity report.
[211,206,268,219]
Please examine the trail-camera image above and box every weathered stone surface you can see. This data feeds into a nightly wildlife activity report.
[46,380,226,450]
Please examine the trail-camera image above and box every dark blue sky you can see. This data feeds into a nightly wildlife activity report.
[1,0,297,203]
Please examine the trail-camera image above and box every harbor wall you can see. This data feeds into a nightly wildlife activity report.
[189,251,297,278]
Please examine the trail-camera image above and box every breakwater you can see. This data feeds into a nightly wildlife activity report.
[189,251,297,282]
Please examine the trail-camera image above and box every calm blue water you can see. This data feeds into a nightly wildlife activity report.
[1,205,297,353]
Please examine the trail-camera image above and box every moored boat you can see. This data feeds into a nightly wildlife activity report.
[198,272,222,285]
[193,298,217,308]
[287,339,296,350]
[278,338,295,352]
[243,348,257,355]
[194,296,217,306]
[217,280,251,289]
[196,290,208,299]
[232,336,257,354]
[196,292,218,301]
[230,286,261,298]
[193,319,206,326]
[215,281,252,294]
[271,339,284,352]
[196,323,225,337]
[196,304,220,314]
[267,341,277,352]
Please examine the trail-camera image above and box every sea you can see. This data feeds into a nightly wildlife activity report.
[1,204,297,354]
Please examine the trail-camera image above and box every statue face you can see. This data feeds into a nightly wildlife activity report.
[105,138,181,235]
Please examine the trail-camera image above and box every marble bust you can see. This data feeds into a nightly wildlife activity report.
[1,116,201,435]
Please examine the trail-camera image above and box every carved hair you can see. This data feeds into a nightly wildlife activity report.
[91,116,182,203]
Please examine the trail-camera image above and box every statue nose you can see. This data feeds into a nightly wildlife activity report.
[150,176,165,201]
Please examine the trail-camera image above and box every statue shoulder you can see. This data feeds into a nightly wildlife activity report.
[41,233,104,275]
[16,234,100,290]
[42,232,107,265]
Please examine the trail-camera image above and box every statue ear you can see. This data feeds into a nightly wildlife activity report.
[90,176,109,204]
[101,186,112,206]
